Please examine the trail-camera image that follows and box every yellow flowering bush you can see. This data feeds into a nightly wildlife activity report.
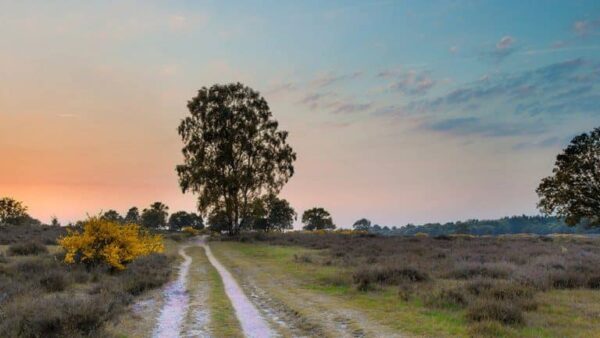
[59,217,164,270]
[182,226,200,236]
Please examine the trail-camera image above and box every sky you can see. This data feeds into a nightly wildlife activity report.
[1,0,599,228]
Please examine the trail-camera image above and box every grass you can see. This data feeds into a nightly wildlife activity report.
[183,245,243,337]
[212,242,467,337]
[211,237,600,337]
[202,246,244,338]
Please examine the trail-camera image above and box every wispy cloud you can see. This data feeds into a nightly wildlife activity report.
[573,19,600,37]
[422,117,546,138]
[483,35,517,62]
[310,72,362,88]
[378,68,436,95]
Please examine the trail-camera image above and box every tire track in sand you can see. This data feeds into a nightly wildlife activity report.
[201,240,275,338]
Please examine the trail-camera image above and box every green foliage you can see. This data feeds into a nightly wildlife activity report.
[208,209,230,233]
[176,83,296,235]
[352,218,371,231]
[0,197,28,224]
[537,126,600,226]
[124,207,140,223]
[100,209,123,223]
[301,207,335,231]
[141,202,169,229]
[246,194,296,232]
[387,215,600,236]
[168,211,203,231]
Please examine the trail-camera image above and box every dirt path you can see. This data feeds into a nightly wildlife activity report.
[201,240,275,338]
[152,246,193,338]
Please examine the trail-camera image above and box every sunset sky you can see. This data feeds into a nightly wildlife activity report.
[1,1,599,228]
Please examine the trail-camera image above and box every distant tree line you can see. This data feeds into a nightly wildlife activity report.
[350,215,600,236]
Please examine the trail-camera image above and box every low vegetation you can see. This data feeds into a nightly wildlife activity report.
[0,216,173,337]
[229,231,600,335]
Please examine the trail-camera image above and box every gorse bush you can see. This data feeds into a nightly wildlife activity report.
[59,217,164,270]
[182,226,200,236]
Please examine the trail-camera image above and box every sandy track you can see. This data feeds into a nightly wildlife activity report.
[152,246,193,338]
[202,241,275,338]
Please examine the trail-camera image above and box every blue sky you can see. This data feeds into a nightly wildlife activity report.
[1,0,599,227]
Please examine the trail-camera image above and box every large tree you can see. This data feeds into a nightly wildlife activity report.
[537,127,600,226]
[141,202,169,229]
[0,197,28,224]
[176,83,296,235]
[302,207,336,231]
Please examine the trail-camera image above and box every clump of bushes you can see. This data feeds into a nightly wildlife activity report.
[59,217,164,270]
[0,293,120,337]
[448,263,512,279]
[120,253,172,295]
[467,299,524,325]
[7,241,48,256]
[353,265,429,291]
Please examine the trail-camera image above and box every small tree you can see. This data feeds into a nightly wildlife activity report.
[176,83,296,236]
[302,207,335,231]
[249,195,296,232]
[141,202,169,229]
[0,197,28,224]
[124,207,140,223]
[352,218,372,231]
[537,127,600,226]
[168,211,203,231]
[101,210,123,223]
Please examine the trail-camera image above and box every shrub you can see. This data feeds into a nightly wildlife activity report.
[182,226,200,236]
[0,293,120,337]
[7,241,48,256]
[39,270,70,292]
[467,299,524,325]
[59,217,164,270]
[353,265,429,290]
[0,253,7,264]
[120,254,171,295]
[548,270,587,289]
[588,276,600,289]
[449,263,511,279]
[427,288,469,308]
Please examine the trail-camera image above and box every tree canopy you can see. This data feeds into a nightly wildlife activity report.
[537,127,600,226]
[124,207,140,224]
[101,210,123,223]
[141,202,169,229]
[168,211,203,231]
[176,83,296,235]
[352,218,372,231]
[0,197,28,224]
[248,195,296,232]
[302,207,335,231]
